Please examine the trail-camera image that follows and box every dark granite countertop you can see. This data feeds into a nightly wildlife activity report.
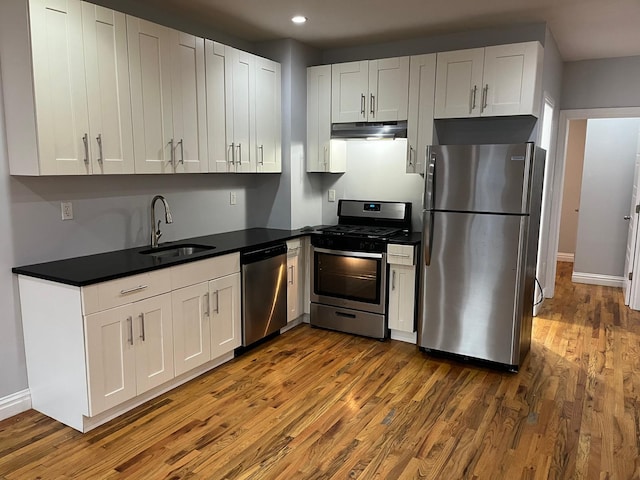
[13,227,422,287]
[12,227,316,287]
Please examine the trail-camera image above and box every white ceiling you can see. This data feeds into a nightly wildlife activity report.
[138,0,640,61]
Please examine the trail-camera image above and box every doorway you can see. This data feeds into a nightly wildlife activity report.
[546,107,640,302]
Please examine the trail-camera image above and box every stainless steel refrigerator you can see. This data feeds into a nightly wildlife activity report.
[418,143,545,370]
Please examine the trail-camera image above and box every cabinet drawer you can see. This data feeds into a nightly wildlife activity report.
[170,253,240,290]
[82,269,171,315]
[287,239,302,257]
[387,244,415,265]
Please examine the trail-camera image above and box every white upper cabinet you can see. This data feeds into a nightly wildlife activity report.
[255,56,281,173]
[129,19,207,174]
[225,47,255,172]
[331,58,409,123]
[434,42,543,119]
[127,17,174,174]
[406,54,436,174]
[82,3,134,174]
[205,41,229,173]
[28,0,91,175]
[307,65,347,173]
[171,32,207,173]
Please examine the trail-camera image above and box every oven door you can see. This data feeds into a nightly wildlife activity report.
[310,246,386,315]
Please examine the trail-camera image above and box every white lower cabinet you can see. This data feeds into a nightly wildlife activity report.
[17,252,240,432]
[286,239,305,323]
[387,244,417,337]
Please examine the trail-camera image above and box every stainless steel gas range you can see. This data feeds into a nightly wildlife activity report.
[310,200,412,340]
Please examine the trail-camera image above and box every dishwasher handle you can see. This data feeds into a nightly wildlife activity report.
[241,243,287,264]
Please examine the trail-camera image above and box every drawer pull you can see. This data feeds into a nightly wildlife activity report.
[120,285,149,295]
[389,253,411,258]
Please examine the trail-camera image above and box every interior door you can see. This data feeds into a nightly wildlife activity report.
[624,124,640,306]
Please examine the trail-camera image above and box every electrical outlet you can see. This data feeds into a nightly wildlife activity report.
[328,189,336,202]
[230,191,237,205]
[61,202,73,220]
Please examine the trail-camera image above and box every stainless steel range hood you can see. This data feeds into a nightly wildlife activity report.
[331,121,408,139]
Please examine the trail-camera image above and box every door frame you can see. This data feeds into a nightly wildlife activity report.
[545,107,640,298]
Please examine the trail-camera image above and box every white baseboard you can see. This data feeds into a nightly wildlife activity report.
[557,252,574,263]
[0,389,31,421]
[390,330,417,344]
[572,271,624,288]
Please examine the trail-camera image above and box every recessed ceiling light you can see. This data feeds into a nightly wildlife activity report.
[291,15,307,24]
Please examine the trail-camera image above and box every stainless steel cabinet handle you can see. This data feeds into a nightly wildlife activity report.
[120,284,149,295]
[470,85,477,113]
[169,138,175,165]
[289,265,294,285]
[323,146,328,170]
[139,313,145,341]
[389,253,411,258]
[392,270,396,290]
[203,292,210,316]
[360,94,366,116]
[237,143,242,165]
[481,84,488,111]
[229,143,235,165]
[82,133,89,164]
[96,134,103,164]
[370,94,375,116]
[127,316,133,346]
[177,139,184,164]
[214,290,220,314]
[408,145,414,166]
[259,145,264,165]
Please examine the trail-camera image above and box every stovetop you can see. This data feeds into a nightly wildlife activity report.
[318,224,405,239]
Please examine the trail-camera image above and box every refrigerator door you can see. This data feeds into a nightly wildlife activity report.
[418,211,527,365]
[428,143,533,214]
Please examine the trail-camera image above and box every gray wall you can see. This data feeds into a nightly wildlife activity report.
[558,119,587,255]
[561,56,640,110]
[574,118,640,277]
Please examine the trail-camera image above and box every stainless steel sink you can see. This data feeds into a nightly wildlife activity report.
[139,244,215,259]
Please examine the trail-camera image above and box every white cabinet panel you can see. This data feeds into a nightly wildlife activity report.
[407,54,436,174]
[30,0,90,175]
[172,282,211,376]
[388,264,416,333]
[331,61,369,123]
[85,303,136,415]
[210,273,241,358]
[171,31,207,173]
[368,57,410,121]
[128,16,174,174]
[434,48,484,119]
[226,47,255,172]
[255,57,281,173]
[82,3,134,174]
[206,40,229,173]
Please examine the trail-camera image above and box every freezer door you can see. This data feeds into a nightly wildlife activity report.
[429,144,533,214]
[418,211,527,365]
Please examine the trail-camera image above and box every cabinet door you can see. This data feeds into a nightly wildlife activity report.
[206,41,230,173]
[85,304,136,416]
[481,42,542,117]
[407,54,436,174]
[133,293,174,394]
[368,57,410,121]
[127,16,174,174]
[225,47,255,173]
[255,57,281,173]
[82,3,134,174]
[306,65,332,173]
[29,0,90,175]
[172,282,211,376]
[388,264,416,333]
[331,61,368,123]
[434,48,484,119]
[210,273,241,359]
[171,31,207,173]
[287,251,305,323]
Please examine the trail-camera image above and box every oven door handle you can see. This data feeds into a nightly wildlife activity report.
[312,247,384,260]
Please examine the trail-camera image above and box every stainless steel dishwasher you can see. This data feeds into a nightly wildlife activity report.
[241,243,288,347]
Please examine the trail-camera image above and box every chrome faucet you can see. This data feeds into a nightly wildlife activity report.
[150,195,173,248]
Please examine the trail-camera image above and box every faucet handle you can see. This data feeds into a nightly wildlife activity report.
[156,220,163,239]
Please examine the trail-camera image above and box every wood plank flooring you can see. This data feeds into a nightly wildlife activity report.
[2,262,640,479]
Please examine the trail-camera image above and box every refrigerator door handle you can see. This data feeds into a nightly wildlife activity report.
[423,210,432,266]
[423,147,436,210]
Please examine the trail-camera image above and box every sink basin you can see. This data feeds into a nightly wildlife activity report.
[139,244,215,259]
